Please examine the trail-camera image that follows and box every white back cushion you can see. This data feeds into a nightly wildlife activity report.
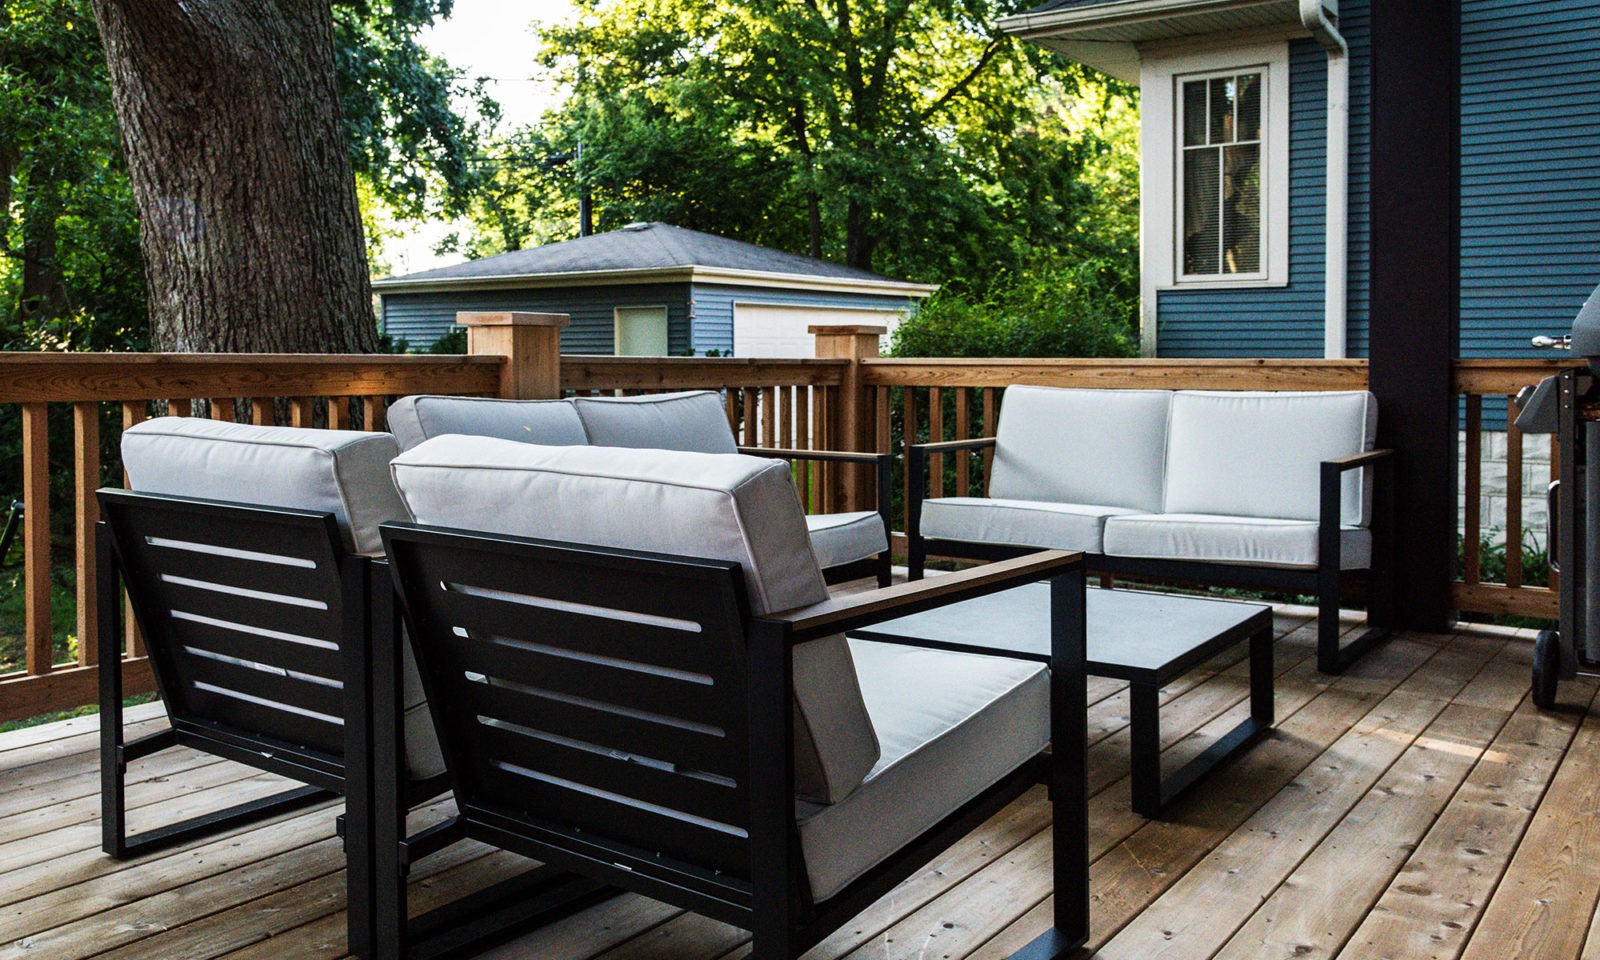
[573,391,737,454]
[122,418,406,555]
[987,387,1173,513]
[1163,391,1378,525]
[387,395,588,452]
[391,438,880,803]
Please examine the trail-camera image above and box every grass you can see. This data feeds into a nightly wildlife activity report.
[0,561,79,675]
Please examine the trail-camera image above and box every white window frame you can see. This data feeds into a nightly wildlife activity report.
[613,304,670,356]
[1139,41,1291,342]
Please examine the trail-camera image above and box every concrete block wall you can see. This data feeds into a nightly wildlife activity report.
[1458,429,1554,547]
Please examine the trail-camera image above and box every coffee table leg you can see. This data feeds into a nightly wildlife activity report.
[1130,619,1276,819]
[1129,680,1163,819]
[1251,621,1275,726]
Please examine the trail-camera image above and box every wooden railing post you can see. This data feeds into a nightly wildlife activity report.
[811,325,884,512]
[458,312,570,399]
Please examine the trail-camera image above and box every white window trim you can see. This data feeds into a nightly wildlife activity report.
[613,304,670,356]
[1139,40,1291,351]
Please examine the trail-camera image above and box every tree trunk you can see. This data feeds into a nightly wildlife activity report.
[88,0,377,353]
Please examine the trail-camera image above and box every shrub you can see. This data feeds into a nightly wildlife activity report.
[889,257,1138,359]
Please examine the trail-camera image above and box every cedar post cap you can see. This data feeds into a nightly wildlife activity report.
[807,325,888,336]
[456,311,571,328]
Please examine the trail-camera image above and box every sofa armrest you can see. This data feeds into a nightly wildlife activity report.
[1319,448,1395,580]
[739,446,891,467]
[911,436,998,455]
[759,549,1081,642]
[1323,448,1394,473]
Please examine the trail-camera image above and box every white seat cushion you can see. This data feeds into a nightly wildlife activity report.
[798,639,1049,902]
[920,496,1141,554]
[1164,391,1378,526]
[120,418,442,780]
[1102,513,1373,570]
[387,395,588,452]
[988,386,1173,513]
[572,391,737,454]
[391,438,880,803]
[806,511,888,569]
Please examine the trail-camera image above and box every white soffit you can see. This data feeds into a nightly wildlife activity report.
[1000,0,1304,84]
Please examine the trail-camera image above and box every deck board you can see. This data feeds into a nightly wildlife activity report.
[4,610,1600,960]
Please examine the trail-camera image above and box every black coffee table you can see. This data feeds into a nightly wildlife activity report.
[853,583,1274,817]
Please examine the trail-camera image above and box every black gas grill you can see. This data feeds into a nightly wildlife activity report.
[1513,282,1600,708]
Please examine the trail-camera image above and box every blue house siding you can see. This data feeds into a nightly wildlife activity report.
[379,283,694,355]
[1459,0,1600,357]
[1156,6,1372,359]
[689,284,923,356]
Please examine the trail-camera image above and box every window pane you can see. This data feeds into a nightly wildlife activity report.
[1236,73,1262,142]
[1184,148,1221,275]
[1183,80,1208,146]
[1222,143,1261,274]
[1210,76,1235,144]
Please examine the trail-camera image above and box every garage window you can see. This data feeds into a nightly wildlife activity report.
[614,306,669,356]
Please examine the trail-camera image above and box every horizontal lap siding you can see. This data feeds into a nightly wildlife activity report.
[378,283,694,355]
[689,284,922,356]
[1157,4,1371,359]
[1459,0,1600,357]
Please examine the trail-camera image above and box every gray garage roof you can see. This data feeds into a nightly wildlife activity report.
[373,222,935,296]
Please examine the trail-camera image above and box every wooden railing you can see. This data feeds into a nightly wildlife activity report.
[1453,359,1579,620]
[0,320,1575,724]
[0,352,505,724]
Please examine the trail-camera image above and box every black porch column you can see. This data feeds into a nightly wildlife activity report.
[1367,0,1459,633]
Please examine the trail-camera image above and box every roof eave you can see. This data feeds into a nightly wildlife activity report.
[997,0,1278,36]
[371,265,938,299]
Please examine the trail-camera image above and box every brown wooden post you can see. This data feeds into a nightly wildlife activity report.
[458,312,570,399]
[810,325,884,512]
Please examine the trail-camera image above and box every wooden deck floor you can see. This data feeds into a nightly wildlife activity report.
[2,606,1597,960]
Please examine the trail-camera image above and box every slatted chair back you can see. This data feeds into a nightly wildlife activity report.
[100,489,356,783]
[384,524,759,901]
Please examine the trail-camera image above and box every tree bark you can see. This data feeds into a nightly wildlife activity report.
[88,0,377,353]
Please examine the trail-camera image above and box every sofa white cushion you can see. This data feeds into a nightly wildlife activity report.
[391,437,880,803]
[920,496,1141,555]
[387,395,588,452]
[805,511,888,569]
[120,417,443,780]
[987,386,1172,513]
[1102,513,1373,570]
[122,417,406,556]
[797,639,1049,902]
[573,391,737,454]
[1164,391,1377,526]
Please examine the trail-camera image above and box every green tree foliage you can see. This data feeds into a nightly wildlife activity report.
[464,0,1138,296]
[890,256,1138,359]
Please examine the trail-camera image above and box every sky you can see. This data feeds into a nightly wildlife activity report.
[382,0,575,277]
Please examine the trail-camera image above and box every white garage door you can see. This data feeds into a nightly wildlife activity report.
[732,303,905,358]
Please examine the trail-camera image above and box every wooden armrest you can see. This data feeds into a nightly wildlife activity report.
[911,436,997,454]
[739,447,892,466]
[759,550,1081,642]
[1323,448,1394,472]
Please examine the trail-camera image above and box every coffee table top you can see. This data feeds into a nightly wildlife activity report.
[852,583,1272,682]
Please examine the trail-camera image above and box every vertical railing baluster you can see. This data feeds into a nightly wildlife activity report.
[982,387,997,489]
[330,396,352,430]
[167,398,192,417]
[1505,393,1524,589]
[74,402,99,668]
[928,387,943,500]
[22,404,51,675]
[120,401,146,658]
[363,396,388,432]
[250,397,274,426]
[289,397,314,428]
[955,387,970,496]
[761,387,776,448]
[210,398,236,422]
[1463,394,1482,584]
[902,386,916,527]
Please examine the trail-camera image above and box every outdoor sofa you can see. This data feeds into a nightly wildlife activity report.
[907,387,1394,673]
[380,438,1090,958]
[387,390,893,586]
[99,417,604,959]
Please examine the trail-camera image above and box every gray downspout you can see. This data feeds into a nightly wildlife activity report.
[1302,0,1349,359]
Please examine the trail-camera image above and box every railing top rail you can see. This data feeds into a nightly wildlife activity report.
[0,352,505,403]
[1453,358,1582,395]
[861,357,1370,390]
[561,355,850,390]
